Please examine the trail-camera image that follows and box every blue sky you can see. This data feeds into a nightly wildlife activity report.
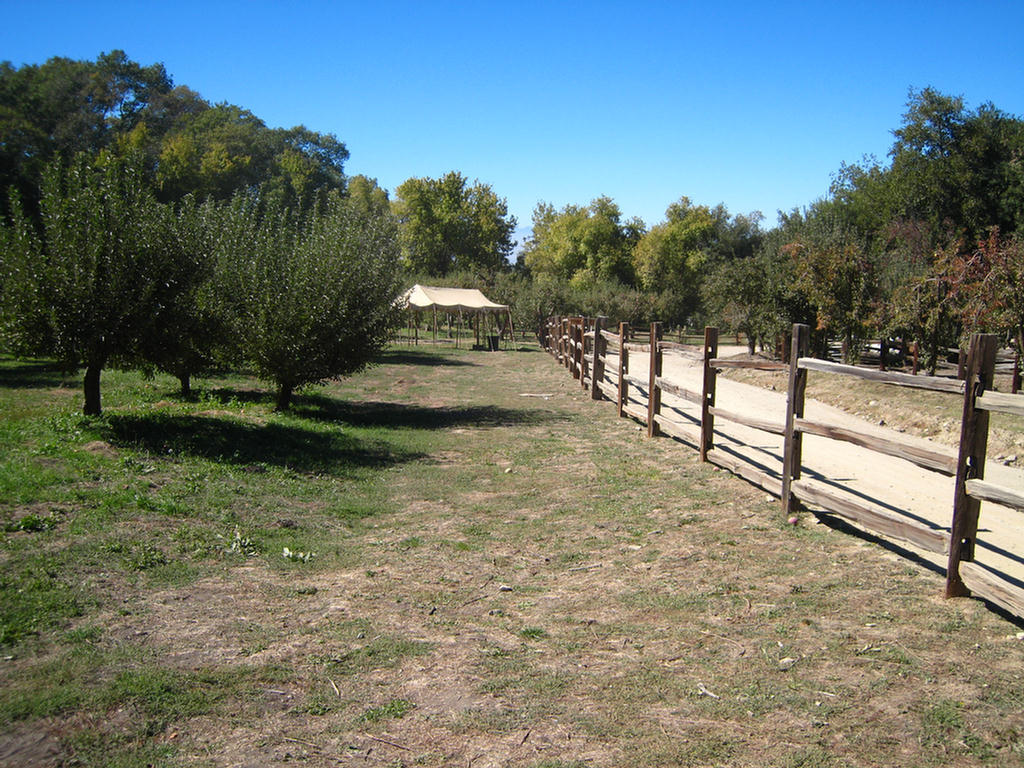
[4,1,1024,235]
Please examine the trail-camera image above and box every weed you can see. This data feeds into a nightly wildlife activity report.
[321,635,433,675]
[358,698,415,722]
[282,546,314,562]
[3,513,59,532]
[919,699,993,758]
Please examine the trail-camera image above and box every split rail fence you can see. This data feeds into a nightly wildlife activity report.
[542,315,1024,619]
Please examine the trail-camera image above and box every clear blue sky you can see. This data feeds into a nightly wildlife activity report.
[4,1,1024,235]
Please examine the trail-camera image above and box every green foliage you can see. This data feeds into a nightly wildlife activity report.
[346,174,391,217]
[0,50,173,216]
[0,51,349,222]
[215,192,403,409]
[521,197,641,285]
[786,213,879,361]
[489,270,651,335]
[358,698,415,722]
[632,197,715,293]
[134,195,225,395]
[1,152,199,414]
[701,248,793,352]
[150,104,348,209]
[887,87,1024,240]
[394,171,516,276]
[785,87,1024,360]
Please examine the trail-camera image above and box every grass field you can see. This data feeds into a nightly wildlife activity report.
[2,343,1024,767]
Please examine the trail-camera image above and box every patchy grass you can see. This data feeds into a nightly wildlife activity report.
[1,345,1024,767]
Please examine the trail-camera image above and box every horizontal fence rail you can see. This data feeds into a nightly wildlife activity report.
[542,315,1024,619]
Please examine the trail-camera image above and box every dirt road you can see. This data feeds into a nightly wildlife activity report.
[606,346,1024,595]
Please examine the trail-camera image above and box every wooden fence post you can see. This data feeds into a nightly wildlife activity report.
[567,318,575,375]
[647,322,663,438]
[1013,350,1021,395]
[782,324,810,514]
[617,322,629,418]
[700,326,719,461]
[569,319,577,378]
[565,317,572,371]
[577,317,585,380]
[946,333,999,598]
[585,317,592,386]
[581,317,592,390]
[592,316,607,400]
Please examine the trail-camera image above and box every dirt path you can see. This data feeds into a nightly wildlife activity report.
[609,346,1024,592]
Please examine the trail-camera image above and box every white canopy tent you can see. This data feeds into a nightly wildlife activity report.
[400,284,514,348]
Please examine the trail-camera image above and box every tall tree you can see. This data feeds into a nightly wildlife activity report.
[217,193,403,410]
[1,152,197,414]
[346,175,391,217]
[151,104,348,207]
[1,51,350,217]
[835,87,1024,243]
[0,50,172,215]
[521,197,640,285]
[134,195,226,397]
[784,206,880,362]
[632,197,763,326]
[393,172,516,276]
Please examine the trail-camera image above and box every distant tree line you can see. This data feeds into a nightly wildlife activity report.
[3,53,1023,414]
[499,88,1022,373]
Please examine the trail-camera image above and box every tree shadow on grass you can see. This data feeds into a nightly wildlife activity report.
[292,395,566,430]
[97,413,423,475]
[377,350,479,367]
[0,358,74,389]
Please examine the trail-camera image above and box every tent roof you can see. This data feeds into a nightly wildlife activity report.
[402,284,508,312]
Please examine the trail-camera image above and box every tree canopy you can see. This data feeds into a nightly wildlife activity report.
[392,171,517,277]
[0,51,349,217]
[215,192,403,410]
[520,197,642,286]
[1,152,199,414]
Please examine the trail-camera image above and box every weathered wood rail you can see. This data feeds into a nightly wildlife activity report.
[542,315,1024,619]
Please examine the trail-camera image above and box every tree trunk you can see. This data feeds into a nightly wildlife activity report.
[927,317,941,376]
[83,362,103,416]
[275,384,293,411]
[178,370,192,399]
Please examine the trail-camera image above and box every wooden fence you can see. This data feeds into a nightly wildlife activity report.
[543,315,1024,619]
